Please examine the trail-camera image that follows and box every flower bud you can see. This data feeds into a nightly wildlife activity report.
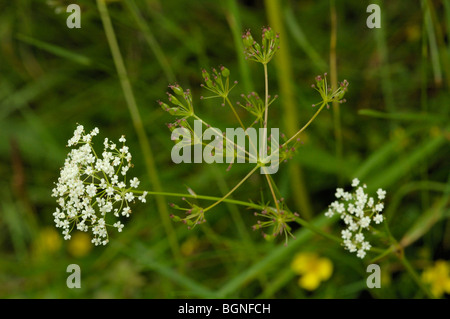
[169,84,184,96]
[262,27,274,40]
[168,94,183,107]
[158,101,171,112]
[201,69,210,81]
[220,66,230,78]
[336,90,346,100]
[242,30,254,47]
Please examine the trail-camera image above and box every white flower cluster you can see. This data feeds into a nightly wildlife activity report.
[52,125,148,246]
[325,178,386,259]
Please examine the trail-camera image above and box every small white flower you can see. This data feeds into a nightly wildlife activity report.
[373,214,384,224]
[86,184,97,197]
[335,188,345,198]
[346,241,357,253]
[119,135,126,143]
[361,241,371,251]
[336,203,345,214]
[122,207,131,217]
[355,233,364,243]
[99,178,107,189]
[111,175,119,185]
[121,165,129,176]
[376,188,386,200]
[343,214,353,225]
[119,145,129,154]
[348,221,359,232]
[125,192,134,202]
[325,209,334,218]
[375,203,384,213]
[85,166,94,175]
[106,187,115,196]
[341,229,352,240]
[354,207,364,218]
[98,218,106,227]
[343,192,353,201]
[351,178,360,187]
[359,216,371,229]
[138,191,148,203]
[113,221,124,232]
[67,125,84,146]
[357,249,366,259]
[112,157,121,166]
[130,177,140,188]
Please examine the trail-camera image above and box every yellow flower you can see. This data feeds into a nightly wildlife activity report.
[67,232,92,257]
[34,227,62,256]
[422,260,450,298]
[291,252,333,291]
[181,236,200,256]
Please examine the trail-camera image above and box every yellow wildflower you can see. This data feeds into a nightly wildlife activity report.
[422,260,450,298]
[291,252,333,291]
[181,236,200,256]
[34,227,62,256]
[67,232,92,257]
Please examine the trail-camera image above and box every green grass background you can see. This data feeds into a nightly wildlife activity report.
[0,0,448,298]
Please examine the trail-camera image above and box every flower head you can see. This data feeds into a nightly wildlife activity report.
[199,66,238,103]
[325,179,386,259]
[52,125,147,246]
[251,201,298,245]
[242,27,280,64]
[158,83,194,118]
[422,260,450,298]
[311,73,349,109]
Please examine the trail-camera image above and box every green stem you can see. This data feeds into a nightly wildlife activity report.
[263,63,269,129]
[193,114,254,160]
[203,164,260,212]
[282,101,326,147]
[261,63,269,160]
[383,221,435,298]
[133,180,344,247]
[294,216,341,244]
[369,246,394,263]
[398,254,436,299]
[132,189,262,210]
[225,96,246,131]
[265,174,281,214]
[225,97,259,157]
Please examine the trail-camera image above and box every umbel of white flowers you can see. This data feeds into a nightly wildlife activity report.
[51,125,147,246]
[325,178,386,259]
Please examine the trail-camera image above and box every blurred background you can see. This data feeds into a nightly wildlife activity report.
[0,0,449,298]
